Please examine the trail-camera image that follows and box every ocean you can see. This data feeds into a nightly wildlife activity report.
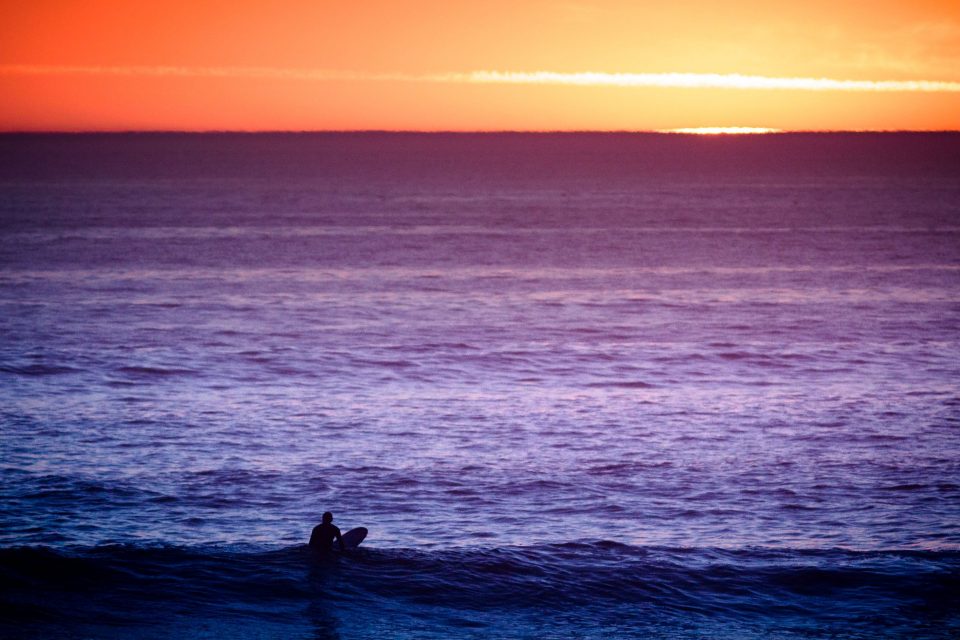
[1,132,959,638]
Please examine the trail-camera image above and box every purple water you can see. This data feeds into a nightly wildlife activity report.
[1,132,959,638]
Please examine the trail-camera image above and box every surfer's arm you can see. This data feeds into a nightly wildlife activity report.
[335,526,345,551]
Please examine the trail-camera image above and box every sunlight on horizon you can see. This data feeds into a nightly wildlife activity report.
[658,127,783,135]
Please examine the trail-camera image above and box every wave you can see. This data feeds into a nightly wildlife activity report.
[0,363,82,376]
[585,380,656,389]
[116,365,198,377]
[2,543,958,638]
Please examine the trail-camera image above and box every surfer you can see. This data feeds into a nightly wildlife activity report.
[310,511,345,552]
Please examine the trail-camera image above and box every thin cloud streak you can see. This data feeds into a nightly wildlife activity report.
[0,64,404,82]
[3,65,960,93]
[463,70,960,92]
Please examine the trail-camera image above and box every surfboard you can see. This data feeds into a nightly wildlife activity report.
[341,527,367,549]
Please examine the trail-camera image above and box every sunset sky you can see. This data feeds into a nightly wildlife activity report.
[2,0,959,131]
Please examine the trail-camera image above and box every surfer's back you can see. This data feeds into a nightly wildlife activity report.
[309,521,342,551]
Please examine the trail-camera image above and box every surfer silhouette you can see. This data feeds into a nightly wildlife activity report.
[310,511,345,552]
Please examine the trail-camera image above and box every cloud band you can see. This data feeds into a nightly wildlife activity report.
[461,70,960,92]
[2,65,959,93]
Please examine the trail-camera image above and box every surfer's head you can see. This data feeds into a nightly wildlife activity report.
[322,511,333,524]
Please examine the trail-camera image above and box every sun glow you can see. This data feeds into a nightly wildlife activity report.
[659,127,783,135]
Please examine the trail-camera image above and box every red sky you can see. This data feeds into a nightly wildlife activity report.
[2,1,959,131]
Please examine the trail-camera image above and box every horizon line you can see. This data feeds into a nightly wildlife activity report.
[2,128,960,135]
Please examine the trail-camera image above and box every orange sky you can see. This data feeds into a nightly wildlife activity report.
[2,0,959,131]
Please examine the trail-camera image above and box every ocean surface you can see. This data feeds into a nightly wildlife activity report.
[1,132,959,638]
